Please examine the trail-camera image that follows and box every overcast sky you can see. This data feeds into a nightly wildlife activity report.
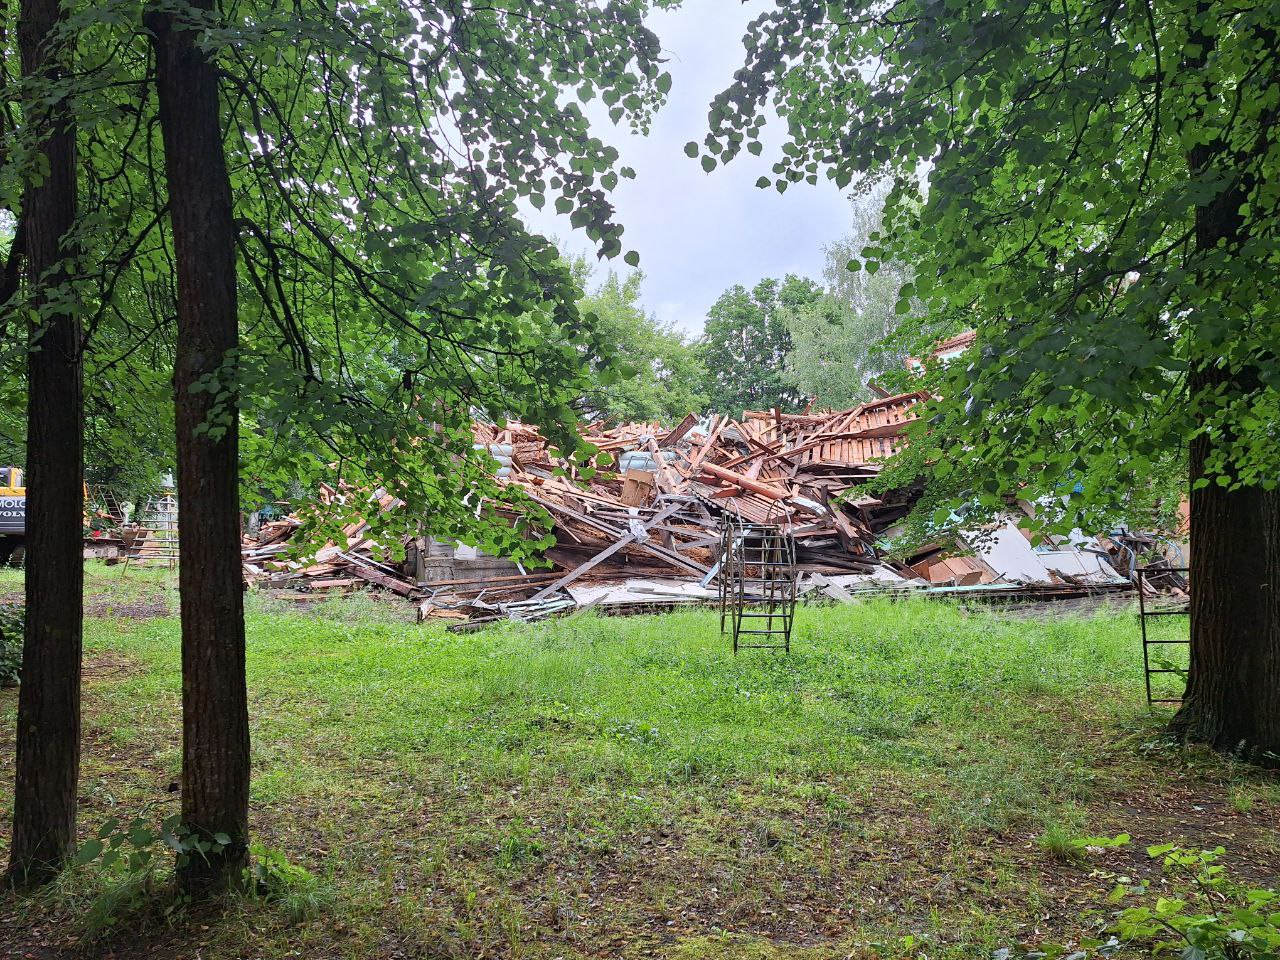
[522,1,852,337]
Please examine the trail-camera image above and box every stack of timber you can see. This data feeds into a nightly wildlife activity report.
[241,481,417,598]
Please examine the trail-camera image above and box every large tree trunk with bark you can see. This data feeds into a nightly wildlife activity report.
[1173,427,1280,759]
[6,0,84,888]
[148,1,250,892]
[1169,55,1280,760]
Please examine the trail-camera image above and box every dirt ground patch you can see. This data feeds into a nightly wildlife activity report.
[83,595,173,620]
[82,650,148,680]
[1,594,173,620]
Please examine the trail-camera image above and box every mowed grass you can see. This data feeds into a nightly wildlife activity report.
[1,565,1276,960]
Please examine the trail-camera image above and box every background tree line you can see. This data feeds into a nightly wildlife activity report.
[579,179,918,424]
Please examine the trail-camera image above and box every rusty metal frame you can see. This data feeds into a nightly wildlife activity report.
[718,514,797,655]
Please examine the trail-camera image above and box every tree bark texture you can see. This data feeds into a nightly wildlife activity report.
[1175,426,1280,760]
[1170,37,1280,760]
[149,0,250,891]
[6,0,85,888]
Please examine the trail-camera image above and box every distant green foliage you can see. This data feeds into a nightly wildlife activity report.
[782,294,871,409]
[0,365,174,511]
[786,183,916,408]
[784,292,900,410]
[575,264,708,425]
[0,602,22,686]
[699,276,819,416]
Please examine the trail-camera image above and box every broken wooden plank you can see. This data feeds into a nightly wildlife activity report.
[527,501,685,602]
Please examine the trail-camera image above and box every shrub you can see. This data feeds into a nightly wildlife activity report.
[1001,839,1280,960]
[1109,844,1280,960]
[0,602,22,687]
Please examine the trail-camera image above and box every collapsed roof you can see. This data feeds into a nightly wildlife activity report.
[243,390,1149,625]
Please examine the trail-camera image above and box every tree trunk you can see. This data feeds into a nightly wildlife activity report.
[1172,427,1280,759]
[148,1,250,892]
[1169,43,1280,759]
[5,0,84,888]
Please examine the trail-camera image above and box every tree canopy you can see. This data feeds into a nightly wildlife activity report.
[693,0,1277,536]
[698,275,819,416]
[574,263,708,425]
[3,0,678,560]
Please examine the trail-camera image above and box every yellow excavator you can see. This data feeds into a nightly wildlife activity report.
[2,469,116,565]
[0,466,25,566]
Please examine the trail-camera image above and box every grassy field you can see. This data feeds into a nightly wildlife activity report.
[1,564,1276,959]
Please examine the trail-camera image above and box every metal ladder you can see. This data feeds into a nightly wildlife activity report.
[124,493,180,571]
[718,517,797,654]
[1137,565,1190,705]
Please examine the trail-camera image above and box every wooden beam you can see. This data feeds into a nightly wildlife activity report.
[530,493,711,576]
[699,462,788,500]
[527,501,684,601]
[659,412,699,448]
[340,552,417,596]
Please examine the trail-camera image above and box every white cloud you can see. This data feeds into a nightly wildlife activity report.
[522,0,852,337]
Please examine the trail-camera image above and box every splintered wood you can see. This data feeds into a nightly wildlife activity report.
[239,395,931,622]
[470,393,929,577]
[240,391,1136,626]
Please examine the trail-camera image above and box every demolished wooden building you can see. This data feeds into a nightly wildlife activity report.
[241,389,1152,625]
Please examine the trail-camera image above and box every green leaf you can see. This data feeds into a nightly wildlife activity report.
[75,839,104,865]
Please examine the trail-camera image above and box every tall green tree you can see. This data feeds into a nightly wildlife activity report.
[5,0,674,888]
[783,294,894,409]
[787,181,917,407]
[699,276,818,416]
[575,264,708,424]
[2,3,184,882]
[172,0,669,891]
[696,0,1279,756]
[147,0,250,892]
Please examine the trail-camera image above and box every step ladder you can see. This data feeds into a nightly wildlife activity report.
[1137,565,1190,705]
[718,517,797,654]
[124,492,180,571]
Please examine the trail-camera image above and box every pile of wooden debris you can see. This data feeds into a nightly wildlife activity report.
[241,392,1141,625]
[241,482,422,598]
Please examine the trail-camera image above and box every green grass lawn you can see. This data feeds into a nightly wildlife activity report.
[1,564,1275,959]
